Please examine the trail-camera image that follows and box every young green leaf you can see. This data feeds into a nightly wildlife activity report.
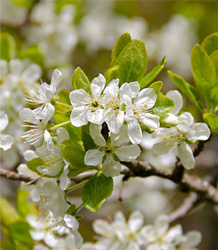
[153,93,174,115]
[210,84,218,110]
[82,124,96,151]
[0,33,16,61]
[210,50,218,79]
[72,67,91,94]
[9,220,33,244]
[82,172,113,212]
[201,32,218,56]
[104,65,120,84]
[116,39,147,85]
[203,113,218,133]
[111,33,132,66]
[168,70,204,111]
[60,140,95,176]
[60,140,86,167]
[140,56,167,88]
[191,44,216,108]
[26,158,44,175]
[0,196,20,227]
[149,81,163,94]
[16,189,37,218]
[17,46,44,67]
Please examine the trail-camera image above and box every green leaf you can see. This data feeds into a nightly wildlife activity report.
[0,241,15,250]
[104,65,120,84]
[111,33,132,66]
[9,220,33,244]
[60,140,95,176]
[82,172,113,212]
[27,158,44,174]
[202,32,218,56]
[203,113,218,132]
[16,189,37,218]
[0,196,20,227]
[72,67,91,94]
[149,81,163,94]
[210,50,218,79]
[12,0,35,8]
[17,46,44,66]
[140,56,167,88]
[0,33,16,61]
[191,44,216,108]
[116,39,147,85]
[168,70,204,111]
[82,124,96,151]
[153,93,174,115]
[210,84,218,110]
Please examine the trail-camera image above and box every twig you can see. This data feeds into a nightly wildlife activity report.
[169,192,199,223]
[122,161,218,205]
[0,168,35,183]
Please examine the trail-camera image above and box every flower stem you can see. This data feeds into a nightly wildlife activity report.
[49,120,71,131]
[65,180,88,193]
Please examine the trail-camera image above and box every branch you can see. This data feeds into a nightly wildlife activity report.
[169,192,199,222]
[122,161,218,205]
[0,168,35,183]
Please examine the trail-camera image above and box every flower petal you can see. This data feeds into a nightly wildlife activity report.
[182,231,202,247]
[186,123,210,142]
[56,127,70,147]
[154,215,169,237]
[69,89,90,107]
[0,111,8,132]
[135,88,157,110]
[105,110,120,134]
[178,142,195,169]
[86,108,105,125]
[111,124,129,146]
[64,214,79,231]
[22,64,41,81]
[166,90,183,115]
[70,107,88,127]
[128,210,144,233]
[93,219,110,235]
[89,123,106,146]
[9,59,22,75]
[0,134,14,151]
[102,156,121,177]
[84,149,104,166]
[103,78,119,97]
[91,74,106,99]
[115,144,140,162]
[129,81,140,98]
[51,69,62,89]
[152,140,173,155]
[127,120,142,144]
[141,113,160,129]
[177,112,194,133]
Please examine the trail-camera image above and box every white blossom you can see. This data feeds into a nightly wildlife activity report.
[81,210,145,250]
[70,74,106,127]
[84,124,140,177]
[19,104,54,148]
[0,111,14,151]
[35,127,71,190]
[139,215,201,250]
[24,69,62,107]
[120,82,159,144]
[0,59,42,110]
[152,112,210,169]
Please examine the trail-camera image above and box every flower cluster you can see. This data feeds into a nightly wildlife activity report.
[81,211,202,250]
